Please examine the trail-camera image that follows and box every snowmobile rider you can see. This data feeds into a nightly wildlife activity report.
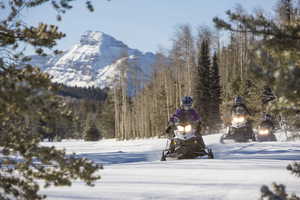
[261,86,276,105]
[165,96,206,151]
[230,96,255,140]
[260,113,275,130]
[231,96,251,116]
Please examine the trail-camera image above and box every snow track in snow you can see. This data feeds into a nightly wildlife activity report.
[41,133,300,200]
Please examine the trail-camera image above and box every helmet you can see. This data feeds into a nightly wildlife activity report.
[234,96,243,105]
[181,96,193,109]
[263,113,272,121]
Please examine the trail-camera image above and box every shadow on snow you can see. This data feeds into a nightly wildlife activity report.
[211,143,300,161]
[77,150,160,165]
[74,142,300,166]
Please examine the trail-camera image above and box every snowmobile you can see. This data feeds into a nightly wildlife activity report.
[256,121,277,142]
[161,122,214,161]
[220,112,255,143]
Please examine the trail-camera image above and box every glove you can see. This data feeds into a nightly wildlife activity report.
[165,126,175,139]
[165,126,172,134]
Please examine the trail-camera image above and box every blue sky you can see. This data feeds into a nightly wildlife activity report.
[23,0,276,53]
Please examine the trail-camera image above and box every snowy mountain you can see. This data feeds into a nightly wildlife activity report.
[30,31,157,88]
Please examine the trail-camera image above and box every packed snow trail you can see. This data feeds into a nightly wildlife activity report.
[41,133,300,200]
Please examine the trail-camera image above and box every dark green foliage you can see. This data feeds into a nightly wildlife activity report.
[57,84,108,101]
[213,4,300,52]
[61,98,106,140]
[194,40,211,131]
[213,0,300,110]
[194,41,223,132]
[54,84,111,140]
[287,162,300,178]
[209,52,222,130]
[261,161,300,200]
[84,123,102,141]
[36,85,114,140]
[98,91,115,138]
[0,0,102,199]
[0,66,101,200]
[260,183,300,200]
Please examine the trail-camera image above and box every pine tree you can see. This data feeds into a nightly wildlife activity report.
[287,162,300,178]
[0,1,101,199]
[213,0,300,109]
[258,155,300,200]
[258,161,300,200]
[209,52,222,131]
[260,183,300,200]
[193,40,211,132]
[84,123,102,141]
[213,1,300,197]
[98,91,115,138]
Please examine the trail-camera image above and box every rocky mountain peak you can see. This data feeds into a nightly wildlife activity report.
[29,31,157,89]
[80,31,127,49]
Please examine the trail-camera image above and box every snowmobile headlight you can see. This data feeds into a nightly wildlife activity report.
[232,117,238,123]
[177,126,185,132]
[185,125,192,132]
[233,116,245,123]
[259,129,269,135]
[238,117,245,123]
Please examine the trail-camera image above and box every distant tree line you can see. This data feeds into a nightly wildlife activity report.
[57,84,108,100]
[39,84,115,141]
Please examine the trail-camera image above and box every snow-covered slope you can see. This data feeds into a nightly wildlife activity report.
[30,31,157,88]
[40,132,300,200]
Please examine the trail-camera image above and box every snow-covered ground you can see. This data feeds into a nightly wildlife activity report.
[41,132,300,200]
